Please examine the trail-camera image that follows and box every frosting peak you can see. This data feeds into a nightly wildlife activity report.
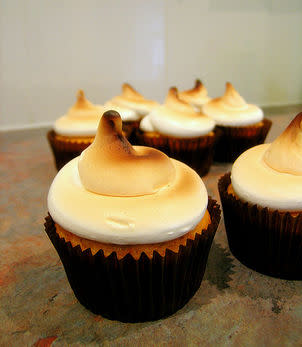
[181,79,208,98]
[263,113,302,175]
[222,82,247,110]
[109,83,159,117]
[78,111,176,196]
[178,80,211,109]
[165,87,196,113]
[121,83,144,101]
[202,82,263,127]
[68,90,100,117]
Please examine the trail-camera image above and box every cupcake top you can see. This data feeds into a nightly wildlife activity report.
[103,101,140,122]
[203,82,263,126]
[140,87,215,138]
[178,79,211,109]
[48,111,208,244]
[54,90,104,136]
[231,113,302,211]
[108,83,159,117]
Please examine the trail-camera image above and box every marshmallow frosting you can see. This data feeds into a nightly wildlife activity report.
[109,83,159,117]
[103,101,140,122]
[203,83,263,127]
[54,90,104,136]
[231,113,302,211]
[140,88,216,138]
[179,80,211,110]
[48,111,208,245]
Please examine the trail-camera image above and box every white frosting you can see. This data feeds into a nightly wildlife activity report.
[203,83,263,127]
[139,88,215,138]
[110,83,159,117]
[48,157,208,244]
[179,80,211,109]
[103,101,140,122]
[54,90,104,136]
[231,144,302,211]
[263,114,302,176]
[140,115,156,132]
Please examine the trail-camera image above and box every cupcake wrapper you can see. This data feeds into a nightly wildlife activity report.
[214,118,272,163]
[44,198,221,322]
[47,130,93,171]
[218,173,302,280]
[122,120,141,145]
[136,130,217,176]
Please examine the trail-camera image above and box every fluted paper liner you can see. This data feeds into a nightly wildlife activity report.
[218,173,302,280]
[47,130,93,170]
[44,198,221,322]
[136,130,217,176]
[214,118,272,163]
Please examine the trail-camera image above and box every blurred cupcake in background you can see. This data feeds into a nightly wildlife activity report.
[203,82,272,162]
[105,83,159,142]
[218,113,302,279]
[47,90,104,170]
[137,87,217,176]
[178,79,211,112]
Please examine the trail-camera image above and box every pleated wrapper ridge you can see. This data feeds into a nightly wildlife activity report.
[218,172,302,280]
[214,118,272,163]
[44,198,221,322]
[136,130,217,176]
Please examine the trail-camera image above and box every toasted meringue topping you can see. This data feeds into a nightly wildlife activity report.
[221,82,247,110]
[140,87,215,138]
[203,82,263,126]
[179,79,211,108]
[110,83,159,116]
[66,90,102,119]
[231,113,302,210]
[103,101,140,122]
[264,113,302,175]
[48,110,208,244]
[54,90,104,136]
[78,111,176,196]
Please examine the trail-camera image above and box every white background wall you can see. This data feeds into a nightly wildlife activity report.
[1,0,302,129]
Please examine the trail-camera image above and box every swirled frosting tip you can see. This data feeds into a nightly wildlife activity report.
[181,79,207,96]
[71,89,96,110]
[122,83,144,100]
[221,82,247,109]
[263,113,302,175]
[78,110,176,196]
[165,87,195,112]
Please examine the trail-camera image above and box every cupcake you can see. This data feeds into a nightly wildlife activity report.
[45,110,221,322]
[47,90,104,170]
[203,82,272,162]
[218,113,302,280]
[178,79,211,112]
[105,83,159,143]
[137,87,217,176]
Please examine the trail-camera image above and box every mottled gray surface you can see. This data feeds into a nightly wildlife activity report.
[0,105,301,346]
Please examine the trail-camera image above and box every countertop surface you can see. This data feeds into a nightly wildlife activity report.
[1,105,302,347]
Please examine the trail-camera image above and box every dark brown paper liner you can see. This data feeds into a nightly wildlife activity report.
[218,173,302,280]
[47,130,93,171]
[136,130,217,176]
[44,198,221,322]
[214,118,272,163]
[123,120,141,145]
